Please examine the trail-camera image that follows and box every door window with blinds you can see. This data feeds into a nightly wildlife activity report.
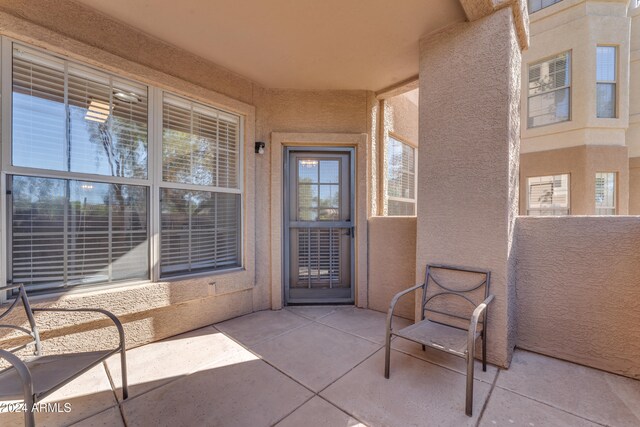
[528,52,571,128]
[4,41,243,293]
[160,94,241,276]
[386,136,417,216]
[526,174,570,216]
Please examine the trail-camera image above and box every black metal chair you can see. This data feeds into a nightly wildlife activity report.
[0,284,128,427]
[384,264,494,416]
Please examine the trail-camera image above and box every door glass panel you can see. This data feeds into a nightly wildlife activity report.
[288,152,352,302]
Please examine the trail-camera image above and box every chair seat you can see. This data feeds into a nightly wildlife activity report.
[0,350,113,400]
[395,320,480,357]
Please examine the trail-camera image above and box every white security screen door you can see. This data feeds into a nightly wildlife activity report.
[284,148,354,304]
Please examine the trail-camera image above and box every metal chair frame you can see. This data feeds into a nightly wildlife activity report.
[384,264,494,416]
[0,284,128,427]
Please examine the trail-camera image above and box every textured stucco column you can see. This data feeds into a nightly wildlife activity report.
[416,7,521,367]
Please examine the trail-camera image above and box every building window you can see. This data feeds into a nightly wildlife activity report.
[528,52,571,128]
[386,135,416,216]
[595,172,616,215]
[596,46,617,118]
[160,94,241,276]
[5,42,243,293]
[527,174,570,216]
[528,0,563,13]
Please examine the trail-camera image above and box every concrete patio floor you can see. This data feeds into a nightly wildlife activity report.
[1,306,639,426]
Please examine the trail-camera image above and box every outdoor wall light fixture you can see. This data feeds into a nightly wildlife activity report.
[255,141,266,154]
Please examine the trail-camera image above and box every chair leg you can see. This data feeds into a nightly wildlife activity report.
[24,395,35,427]
[465,349,474,417]
[384,329,392,379]
[120,348,129,400]
[482,331,487,372]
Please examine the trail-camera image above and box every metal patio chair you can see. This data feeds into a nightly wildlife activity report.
[384,264,494,416]
[0,284,128,427]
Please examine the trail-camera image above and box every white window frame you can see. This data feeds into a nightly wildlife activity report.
[526,174,570,216]
[596,45,617,119]
[595,172,616,215]
[527,51,572,129]
[0,37,245,298]
[385,133,417,216]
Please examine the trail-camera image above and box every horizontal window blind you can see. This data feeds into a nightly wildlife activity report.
[163,94,239,189]
[12,45,148,178]
[386,136,416,216]
[595,172,616,215]
[160,189,240,276]
[528,52,571,128]
[527,174,569,216]
[10,176,149,292]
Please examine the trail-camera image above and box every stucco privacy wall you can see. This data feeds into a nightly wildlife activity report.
[516,217,640,379]
[417,7,521,367]
[0,4,372,351]
[367,217,416,320]
[520,145,630,215]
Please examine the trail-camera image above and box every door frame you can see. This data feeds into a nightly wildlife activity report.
[283,147,355,304]
[270,133,369,310]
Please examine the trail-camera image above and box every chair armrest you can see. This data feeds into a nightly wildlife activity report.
[387,283,424,332]
[0,349,34,401]
[467,294,495,351]
[31,308,126,351]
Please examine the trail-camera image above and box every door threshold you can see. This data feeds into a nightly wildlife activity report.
[286,298,354,305]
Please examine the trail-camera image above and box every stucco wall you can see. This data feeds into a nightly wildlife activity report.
[417,8,521,367]
[629,157,640,214]
[367,217,416,320]
[516,217,640,379]
[520,145,630,215]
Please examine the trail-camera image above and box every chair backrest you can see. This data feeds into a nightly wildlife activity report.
[0,284,41,355]
[421,264,491,330]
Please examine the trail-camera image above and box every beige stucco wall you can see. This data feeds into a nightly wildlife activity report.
[367,217,416,320]
[629,157,640,214]
[520,145,630,215]
[0,2,373,352]
[516,216,640,379]
[417,7,521,368]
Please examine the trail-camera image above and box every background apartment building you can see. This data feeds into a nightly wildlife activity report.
[520,0,640,215]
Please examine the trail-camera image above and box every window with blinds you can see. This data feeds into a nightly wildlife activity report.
[595,172,616,215]
[596,46,617,119]
[160,93,241,276]
[528,52,571,128]
[5,41,244,294]
[528,0,563,13]
[386,136,416,216]
[527,174,570,216]
[10,176,148,291]
[12,46,148,178]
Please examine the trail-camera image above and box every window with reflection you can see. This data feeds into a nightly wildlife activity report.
[160,94,241,277]
[386,136,416,216]
[7,42,244,293]
[527,174,570,216]
[595,172,616,215]
[528,52,571,128]
[596,46,617,119]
